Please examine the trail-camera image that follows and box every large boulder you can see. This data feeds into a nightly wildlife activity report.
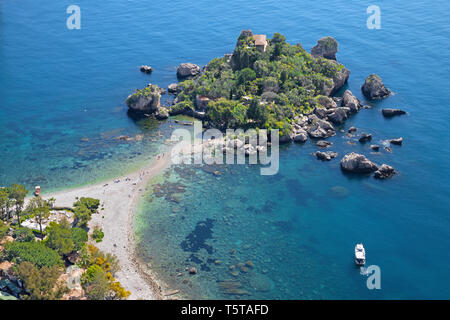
[362,74,391,99]
[382,108,406,117]
[177,63,201,79]
[307,119,335,138]
[340,153,378,173]
[331,64,350,93]
[125,84,161,113]
[319,63,350,96]
[374,164,396,179]
[140,65,153,74]
[328,108,347,124]
[313,151,338,161]
[342,90,362,113]
[316,96,338,109]
[293,129,308,143]
[311,36,338,60]
[155,107,169,120]
[168,83,178,94]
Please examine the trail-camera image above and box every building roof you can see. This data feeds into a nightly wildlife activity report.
[253,34,267,46]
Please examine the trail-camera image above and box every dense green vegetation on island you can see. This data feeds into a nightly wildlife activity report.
[0,186,129,300]
[171,31,347,136]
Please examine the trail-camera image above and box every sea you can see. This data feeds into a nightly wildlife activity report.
[1,0,449,299]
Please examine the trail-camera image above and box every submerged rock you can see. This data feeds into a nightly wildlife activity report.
[374,164,396,179]
[348,126,357,133]
[370,144,380,151]
[313,151,338,161]
[359,132,372,143]
[140,65,153,74]
[340,152,378,173]
[177,63,201,79]
[382,108,406,117]
[390,137,403,145]
[362,74,391,99]
[311,36,338,60]
[316,140,332,148]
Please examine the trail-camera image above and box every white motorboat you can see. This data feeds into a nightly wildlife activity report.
[355,243,366,266]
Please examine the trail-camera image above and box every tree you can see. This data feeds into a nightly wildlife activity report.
[26,196,50,234]
[13,227,35,242]
[45,220,74,256]
[74,197,100,213]
[0,189,9,221]
[16,261,65,300]
[247,99,269,126]
[82,265,110,300]
[45,219,87,256]
[270,32,286,61]
[9,184,28,227]
[73,205,92,227]
[47,197,56,209]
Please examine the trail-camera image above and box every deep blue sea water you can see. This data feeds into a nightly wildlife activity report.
[1,0,450,298]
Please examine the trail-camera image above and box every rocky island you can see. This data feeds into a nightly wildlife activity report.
[125,30,401,179]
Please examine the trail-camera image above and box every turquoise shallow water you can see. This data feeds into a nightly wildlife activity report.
[1,0,450,298]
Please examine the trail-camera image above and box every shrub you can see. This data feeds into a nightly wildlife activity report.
[1,241,63,268]
[91,227,104,243]
[13,227,35,242]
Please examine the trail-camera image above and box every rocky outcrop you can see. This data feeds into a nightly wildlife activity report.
[313,151,338,161]
[362,74,391,99]
[328,108,347,124]
[342,90,362,113]
[374,164,396,179]
[331,65,350,94]
[155,107,169,120]
[316,140,332,148]
[293,129,308,143]
[382,108,406,117]
[311,36,338,60]
[307,119,335,139]
[177,63,201,79]
[168,83,178,94]
[140,65,153,74]
[390,137,403,145]
[196,95,211,111]
[126,84,161,114]
[370,144,380,151]
[359,132,372,143]
[348,126,357,133]
[340,153,378,173]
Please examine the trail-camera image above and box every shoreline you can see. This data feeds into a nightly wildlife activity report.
[41,151,173,300]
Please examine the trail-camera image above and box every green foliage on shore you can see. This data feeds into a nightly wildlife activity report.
[45,218,88,256]
[16,261,66,300]
[171,31,345,135]
[79,244,130,300]
[1,241,64,269]
[92,227,104,243]
[73,197,100,227]
[0,220,9,238]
